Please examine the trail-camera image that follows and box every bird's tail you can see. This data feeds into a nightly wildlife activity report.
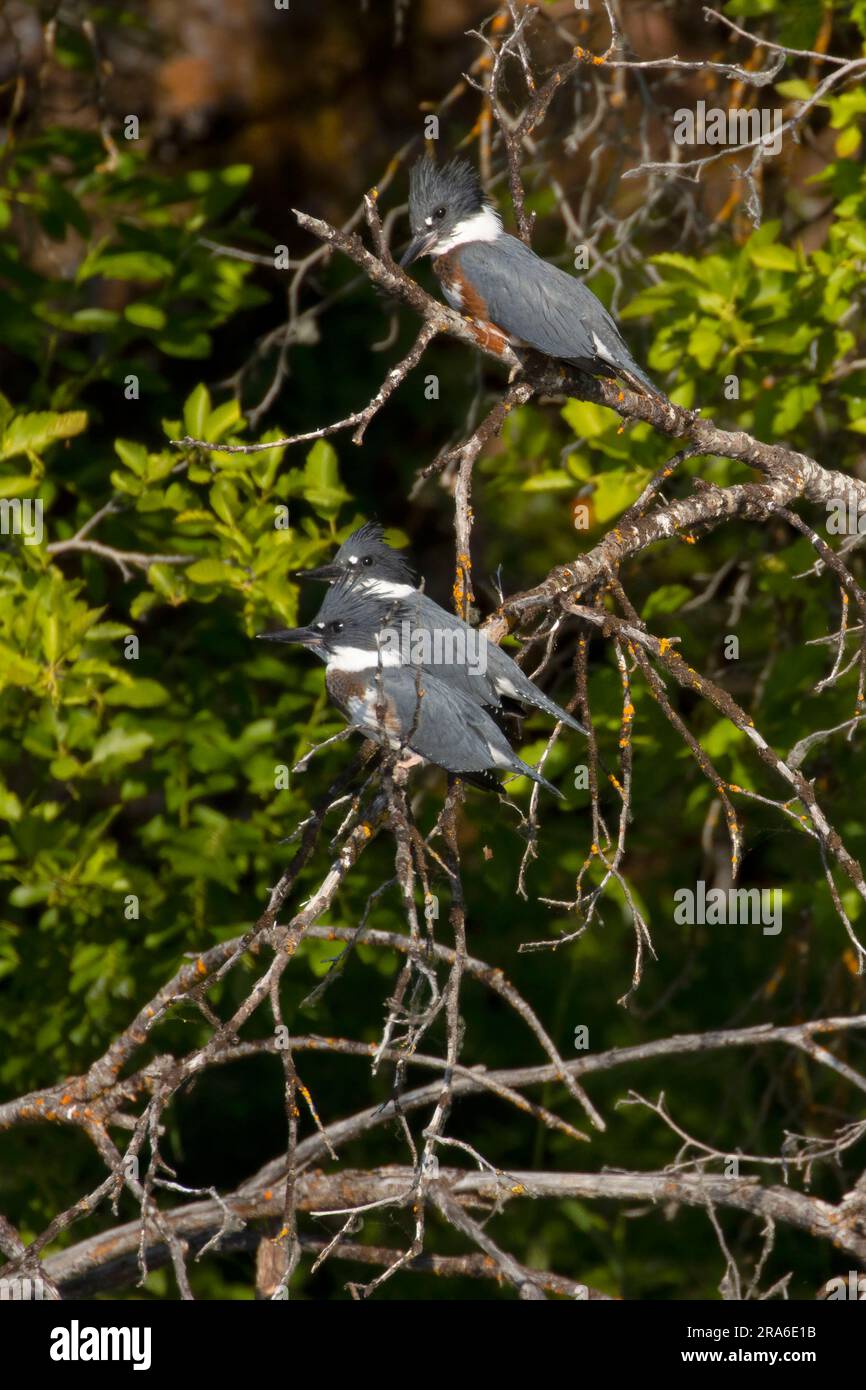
[513,758,565,800]
[619,357,670,407]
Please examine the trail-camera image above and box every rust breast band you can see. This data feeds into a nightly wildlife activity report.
[432,248,512,357]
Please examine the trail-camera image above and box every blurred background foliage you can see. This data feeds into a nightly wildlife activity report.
[1,0,866,1299]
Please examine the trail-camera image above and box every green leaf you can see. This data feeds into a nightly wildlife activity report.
[86,623,134,640]
[90,726,154,767]
[209,478,239,525]
[775,79,814,101]
[305,439,340,488]
[103,680,170,707]
[303,440,350,517]
[114,438,149,475]
[701,720,746,759]
[643,585,692,619]
[688,325,723,369]
[183,385,211,440]
[561,400,618,439]
[0,410,87,460]
[650,252,706,280]
[156,331,211,359]
[772,383,820,433]
[67,308,120,332]
[206,399,242,442]
[84,251,174,282]
[836,126,862,159]
[591,466,649,524]
[124,302,167,330]
[0,785,22,821]
[520,470,574,492]
[147,563,188,604]
[747,243,798,271]
[186,558,236,584]
[0,475,39,497]
[0,643,41,687]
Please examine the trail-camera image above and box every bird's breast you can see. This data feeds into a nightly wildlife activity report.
[328,668,405,747]
[432,248,513,358]
[433,248,484,317]
[326,667,368,712]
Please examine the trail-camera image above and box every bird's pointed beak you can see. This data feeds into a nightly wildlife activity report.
[400,229,438,268]
[256,625,324,650]
[291,562,345,582]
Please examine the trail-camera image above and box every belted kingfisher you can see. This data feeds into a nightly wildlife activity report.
[401,157,665,402]
[299,522,587,735]
[258,579,563,796]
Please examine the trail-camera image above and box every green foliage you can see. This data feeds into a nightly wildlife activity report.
[724,0,866,46]
[1,128,264,404]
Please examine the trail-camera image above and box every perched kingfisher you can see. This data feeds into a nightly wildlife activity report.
[258,579,563,796]
[401,156,666,401]
[299,522,587,735]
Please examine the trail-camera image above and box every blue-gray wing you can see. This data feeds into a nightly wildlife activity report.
[399,591,501,708]
[399,592,584,732]
[386,666,518,775]
[459,235,630,369]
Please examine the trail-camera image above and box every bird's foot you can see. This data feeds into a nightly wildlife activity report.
[396,752,424,770]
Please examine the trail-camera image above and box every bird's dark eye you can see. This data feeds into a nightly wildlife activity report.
[361,555,373,566]
[330,620,344,634]
[433,205,446,220]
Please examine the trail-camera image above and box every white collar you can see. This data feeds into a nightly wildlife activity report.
[327,645,402,672]
[436,205,503,254]
[361,578,416,599]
